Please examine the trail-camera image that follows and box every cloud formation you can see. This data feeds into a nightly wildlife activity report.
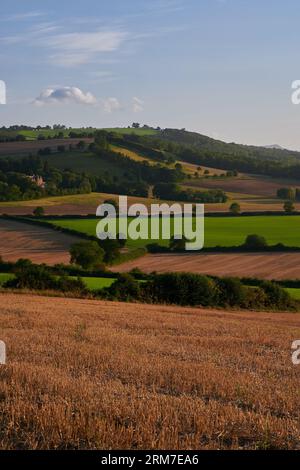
[103,97,122,113]
[34,86,97,105]
[132,97,144,112]
[46,30,128,67]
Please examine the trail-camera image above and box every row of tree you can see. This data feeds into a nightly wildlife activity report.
[3,260,293,311]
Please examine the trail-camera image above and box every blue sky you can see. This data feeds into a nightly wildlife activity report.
[1,0,300,148]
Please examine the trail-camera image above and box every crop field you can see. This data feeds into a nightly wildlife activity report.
[48,215,300,249]
[186,174,298,198]
[0,193,174,216]
[0,218,85,265]
[0,292,300,450]
[114,252,300,281]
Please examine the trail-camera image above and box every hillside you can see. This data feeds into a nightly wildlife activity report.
[158,128,300,162]
[1,126,300,212]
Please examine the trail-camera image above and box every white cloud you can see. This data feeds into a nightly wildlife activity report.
[1,11,44,22]
[132,97,144,113]
[33,86,97,106]
[103,97,122,113]
[45,30,128,67]
[0,27,128,67]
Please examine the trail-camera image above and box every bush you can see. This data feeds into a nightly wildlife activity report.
[242,286,268,309]
[57,276,87,294]
[284,200,295,213]
[70,241,105,269]
[5,262,57,290]
[33,206,45,217]
[229,202,240,215]
[260,280,293,309]
[243,234,268,250]
[108,273,141,301]
[216,277,247,307]
[145,273,218,306]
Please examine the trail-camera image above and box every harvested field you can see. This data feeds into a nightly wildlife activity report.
[186,175,297,198]
[1,197,300,216]
[0,219,82,264]
[0,293,299,450]
[114,252,300,280]
[0,138,93,156]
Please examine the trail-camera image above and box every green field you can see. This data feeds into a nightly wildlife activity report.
[71,276,116,290]
[47,215,300,249]
[0,273,14,284]
[17,127,157,141]
[286,288,300,300]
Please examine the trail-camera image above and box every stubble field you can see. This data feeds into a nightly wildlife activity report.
[0,293,300,450]
[114,252,300,280]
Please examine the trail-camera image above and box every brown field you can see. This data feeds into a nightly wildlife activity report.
[0,293,300,450]
[0,219,81,264]
[114,252,300,280]
[1,192,299,216]
[0,138,93,156]
[186,174,298,198]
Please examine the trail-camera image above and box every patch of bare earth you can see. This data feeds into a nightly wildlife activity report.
[0,293,300,449]
[114,252,300,280]
[0,219,82,264]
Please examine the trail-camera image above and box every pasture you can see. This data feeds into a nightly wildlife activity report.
[15,127,157,140]
[49,215,300,249]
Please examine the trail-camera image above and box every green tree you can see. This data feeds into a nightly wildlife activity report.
[229,202,241,215]
[33,206,45,217]
[284,200,295,213]
[70,241,105,269]
[244,234,268,250]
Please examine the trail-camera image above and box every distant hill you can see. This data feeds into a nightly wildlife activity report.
[264,144,286,150]
[157,129,300,161]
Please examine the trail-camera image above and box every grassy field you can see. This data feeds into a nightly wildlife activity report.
[48,215,300,249]
[17,127,157,140]
[103,127,158,136]
[71,276,116,290]
[286,288,300,300]
[0,273,14,284]
[1,292,300,450]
